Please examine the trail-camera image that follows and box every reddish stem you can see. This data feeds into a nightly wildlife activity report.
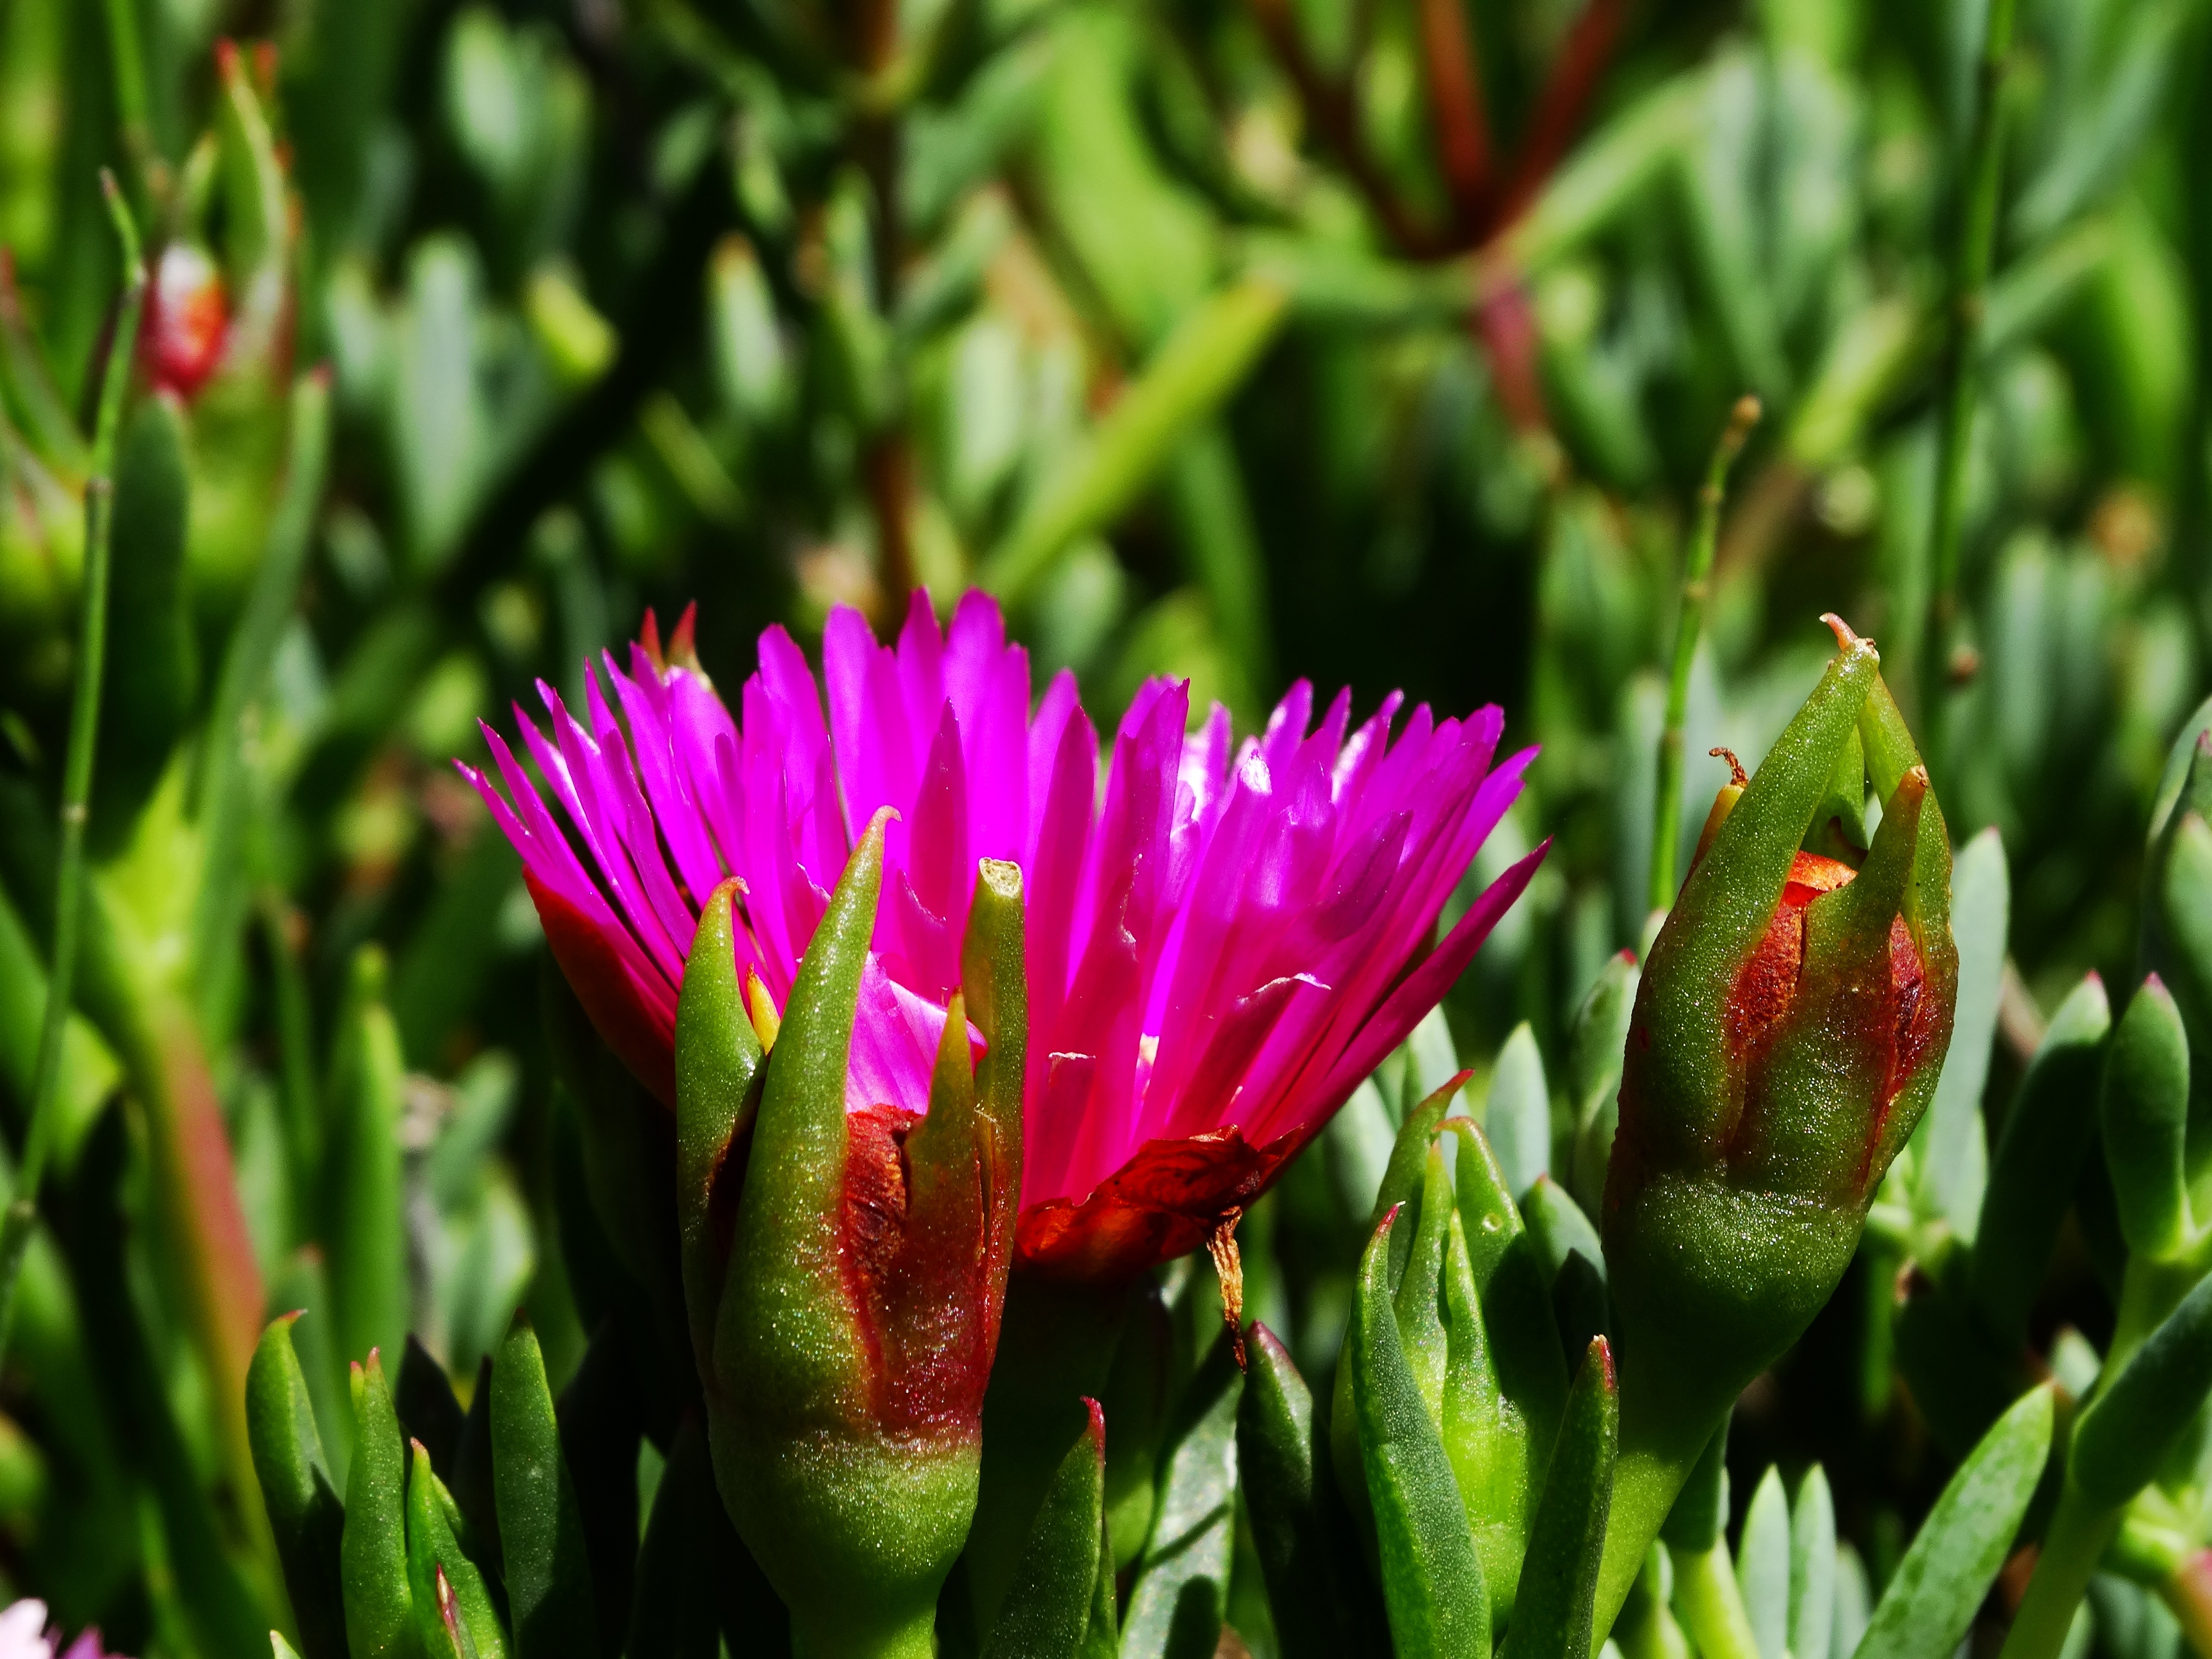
[1499,0,1629,224]
[1417,0,1496,233]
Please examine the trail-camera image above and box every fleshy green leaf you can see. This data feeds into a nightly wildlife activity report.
[247,1315,349,1659]
[406,1440,506,1659]
[1852,1384,2055,1659]
[1790,1467,1837,1659]
[1970,975,2111,1345]
[489,1321,597,1659]
[1121,1336,1244,1659]
[1484,1023,1553,1196]
[1237,1322,1378,1658]
[2099,977,2191,1261]
[1736,1468,1791,1659]
[2074,1275,2212,1507]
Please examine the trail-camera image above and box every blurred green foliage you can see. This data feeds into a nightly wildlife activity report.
[2,0,2211,1650]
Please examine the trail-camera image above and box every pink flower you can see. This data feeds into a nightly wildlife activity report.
[0,1601,120,1659]
[460,592,1545,1282]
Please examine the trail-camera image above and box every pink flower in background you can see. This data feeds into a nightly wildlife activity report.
[461,591,1545,1281]
[0,1601,119,1659]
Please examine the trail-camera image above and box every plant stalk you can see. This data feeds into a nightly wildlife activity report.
[1920,0,2019,742]
[0,172,145,1365]
[1999,1481,2123,1659]
[1649,394,1760,914]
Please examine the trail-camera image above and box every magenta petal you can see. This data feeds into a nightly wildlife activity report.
[468,593,1546,1285]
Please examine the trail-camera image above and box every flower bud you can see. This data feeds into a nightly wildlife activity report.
[143,242,229,399]
[1595,618,1956,1624]
[683,811,1025,1658]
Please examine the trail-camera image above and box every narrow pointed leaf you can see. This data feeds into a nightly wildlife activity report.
[1122,1336,1244,1659]
[490,1321,597,1659]
[1791,1468,1837,1659]
[1852,1384,2054,1659]
[247,1315,349,1659]
[2074,1274,2212,1507]
[1970,976,2111,1345]
[1737,1467,1791,1659]
[1238,1323,1377,1658]
[2100,978,2191,1261]
[407,1441,506,1659]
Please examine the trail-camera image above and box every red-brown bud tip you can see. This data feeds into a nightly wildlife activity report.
[1822,612,1872,653]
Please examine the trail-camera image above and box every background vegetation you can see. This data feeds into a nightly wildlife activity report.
[0,0,2203,1650]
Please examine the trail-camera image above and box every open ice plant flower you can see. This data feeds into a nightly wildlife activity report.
[460,591,1546,1283]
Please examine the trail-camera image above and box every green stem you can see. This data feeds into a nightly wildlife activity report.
[1649,395,1760,914]
[1998,1481,2122,1659]
[0,173,144,1367]
[99,0,154,190]
[1594,1426,1712,1650]
[1919,0,2019,743]
[1670,1543,1762,1659]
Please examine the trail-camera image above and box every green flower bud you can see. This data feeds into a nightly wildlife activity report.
[1595,618,1957,1630]
[684,812,1026,1659]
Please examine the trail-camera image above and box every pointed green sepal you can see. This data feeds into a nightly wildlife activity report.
[674,876,764,1371]
[1353,1207,1490,1659]
[406,1440,506,1659]
[981,1400,1107,1659]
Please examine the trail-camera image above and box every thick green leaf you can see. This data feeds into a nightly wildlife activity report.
[489,1321,597,1659]
[1790,1467,1836,1659]
[1736,1467,1790,1659]
[328,948,410,1372]
[94,393,195,846]
[2100,978,2191,1261]
[247,1315,349,1659]
[1439,1213,1527,1625]
[1970,975,2112,1345]
[1499,1337,1616,1659]
[981,1400,1105,1659]
[1912,827,2007,1232]
[1853,1384,2055,1659]
[1121,1336,1244,1659]
[342,1350,419,1659]
[1446,1120,1569,1477]
[1237,1322,1378,1658]
[1352,1209,1489,1659]
[1484,1024,1554,1196]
